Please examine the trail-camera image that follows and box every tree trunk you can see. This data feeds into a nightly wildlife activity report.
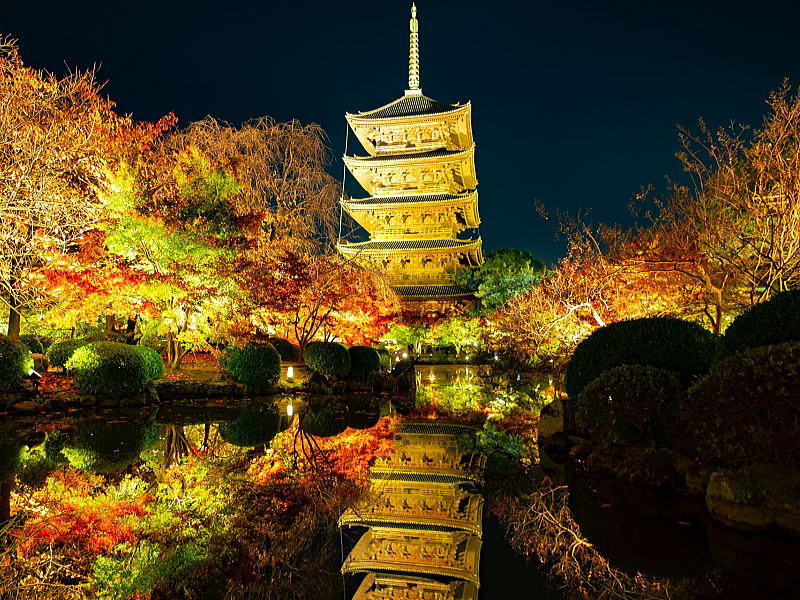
[6,303,20,340]
[104,314,116,334]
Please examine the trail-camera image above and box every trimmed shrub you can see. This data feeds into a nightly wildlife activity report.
[66,341,148,399]
[0,436,24,481]
[723,290,800,354]
[269,338,300,362]
[133,345,165,381]
[222,344,281,389]
[565,317,719,399]
[20,334,50,354]
[218,403,281,447]
[578,365,682,446]
[63,420,159,473]
[300,401,350,437]
[347,397,380,430]
[679,342,800,469]
[0,335,33,392]
[348,346,381,382]
[46,338,91,368]
[303,341,351,379]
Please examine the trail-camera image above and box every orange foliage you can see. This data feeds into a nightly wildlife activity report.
[16,468,152,556]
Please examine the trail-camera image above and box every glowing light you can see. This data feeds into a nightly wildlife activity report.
[493,354,499,361]
[287,366,294,380]
[402,352,408,359]
[548,379,553,385]
[429,372,435,382]
[287,402,294,417]
[395,356,400,362]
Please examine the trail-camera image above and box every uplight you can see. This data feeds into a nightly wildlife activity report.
[287,366,294,380]
[287,402,294,417]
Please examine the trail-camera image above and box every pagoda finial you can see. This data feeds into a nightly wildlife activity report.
[406,3,421,95]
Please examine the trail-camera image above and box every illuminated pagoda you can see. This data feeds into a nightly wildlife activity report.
[337,4,483,302]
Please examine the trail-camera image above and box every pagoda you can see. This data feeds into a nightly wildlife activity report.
[337,4,483,302]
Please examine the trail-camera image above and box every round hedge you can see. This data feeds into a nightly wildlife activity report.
[303,342,351,379]
[0,334,33,392]
[218,403,281,447]
[269,338,300,362]
[0,436,23,481]
[300,401,350,437]
[347,397,381,430]
[133,345,164,381]
[723,290,800,354]
[65,341,148,399]
[46,338,91,368]
[579,365,682,446]
[348,346,381,382]
[222,344,281,389]
[679,342,800,469]
[62,420,159,473]
[565,317,719,399]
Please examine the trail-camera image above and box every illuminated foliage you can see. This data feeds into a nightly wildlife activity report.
[457,248,546,312]
[0,333,32,391]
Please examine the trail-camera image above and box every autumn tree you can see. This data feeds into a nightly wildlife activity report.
[0,36,169,339]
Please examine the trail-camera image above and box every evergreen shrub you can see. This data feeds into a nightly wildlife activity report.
[20,334,50,354]
[300,401,350,437]
[303,341,351,379]
[579,365,682,446]
[348,346,381,382]
[269,338,300,362]
[134,345,164,381]
[0,334,33,391]
[679,342,800,469]
[63,420,159,473]
[65,341,148,399]
[218,403,281,447]
[565,317,719,399]
[222,343,281,389]
[46,338,91,368]
[723,290,800,354]
[0,436,23,481]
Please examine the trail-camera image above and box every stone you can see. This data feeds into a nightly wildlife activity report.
[538,397,565,438]
[684,463,716,497]
[706,465,800,536]
[31,353,49,372]
[12,400,42,413]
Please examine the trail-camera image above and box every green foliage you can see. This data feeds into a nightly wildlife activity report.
[346,397,380,430]
[303,341,351,378]
[66,342,148,399]
[0,334,33,391]
[381,323,431,353]
[432,317,484,356]
[723,290,800,354]
[268,337,300,362]
[63,420,159,473]
[0,436,24,481]
[217,403,281,447]
[44,431,69,464]
[300,401,350,437]
[457,248,546,312]
[133,345,164,381]
[347,346,381,382]
[416,376,491,414]
[139,319,167,353]
[459,422,523,474]
[46,338,91,368]
[376,349,393,372]
[83,331,129,343]
[679,342,800,468]
[222,343,281,389]
[579,365,683,446]
[565,317,719,400]
[20,334,50,354]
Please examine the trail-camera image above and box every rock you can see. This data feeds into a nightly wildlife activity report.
[706,465,800,536]
[12,400,42,413]
[538,397,566,438]
[31,353,49,372]
[542,430,573,456]
[685,463,716,497]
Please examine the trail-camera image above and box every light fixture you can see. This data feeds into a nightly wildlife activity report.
[287,402,294,417]
[287,366,294,380]
[402,352,408,359]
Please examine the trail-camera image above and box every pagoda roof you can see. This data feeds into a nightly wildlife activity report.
[347,93,465,121]
[345,147,470,165]
[393,284,475,298]
[343,191,476,207]
[338,238,478,252]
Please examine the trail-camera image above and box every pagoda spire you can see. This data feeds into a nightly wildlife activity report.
[406,3,421,95]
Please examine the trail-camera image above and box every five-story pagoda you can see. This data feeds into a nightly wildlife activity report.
[337,3,483,302]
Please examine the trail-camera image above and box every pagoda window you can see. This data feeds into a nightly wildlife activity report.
[455,211,467,225]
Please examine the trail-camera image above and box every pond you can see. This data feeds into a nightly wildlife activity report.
[1,364,798,599]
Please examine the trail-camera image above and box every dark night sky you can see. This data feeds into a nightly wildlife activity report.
[4,0,800,263]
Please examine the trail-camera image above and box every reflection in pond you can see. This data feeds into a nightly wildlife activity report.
[341,421,485,600]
